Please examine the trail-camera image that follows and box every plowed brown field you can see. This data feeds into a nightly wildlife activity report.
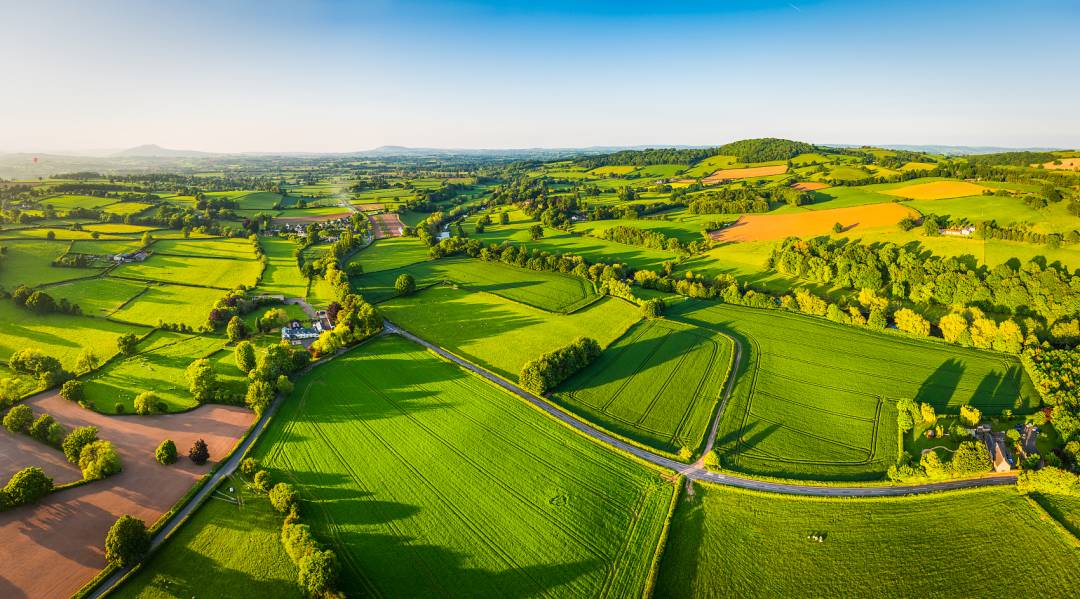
[371,212,405,239]
[792,182,830,191]
[703,164,787,184]
[711,203,916,242]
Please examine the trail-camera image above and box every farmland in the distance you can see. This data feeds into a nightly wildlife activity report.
[254,335,675,598]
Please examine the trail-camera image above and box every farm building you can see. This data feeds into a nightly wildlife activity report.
[112,250,148,263]
[281,320,321,346]
[940,225,976,237]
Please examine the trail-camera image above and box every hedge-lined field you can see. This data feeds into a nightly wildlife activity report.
[553,318,732,456]
[113,253,262,288]
[379,285,640,379]
[111,482,301,599]
[346,236,430,273]
[0,299,143,370]
[47,277,146,317]
[655,483,1080,597]
[670,301,1039,480]
[255,335,675,598]
[354,256,598,313]
[39,194,117,210]
[109,283,225,328]
[0,240,102,288]
[255,237,308,298]
[82,332,244,412]
[152,238,257,259]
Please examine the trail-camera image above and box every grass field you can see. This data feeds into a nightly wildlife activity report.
[346,236,430,273]
[0,240,103,288]
[669,300,1039,480]
[113,254,262,288]
[68,239,143,256]
[378,285,640,379]
[101,202,153,216]
[587,165,636,176]
[81,332,243,412]
[109,283,225,328]
[152,238,257,259]
[883,180,989,200]
[255,237,308,298]
[903,194,1080,234]
[84,223,158,234]
[353,257,599,312]
[39,195,116,210]
[255,335,675,598]
[46,277,147,317]
[1035,493,1080,540]
[655,483,1080,598]
[0,299,143,371]
[235,192,287,210]
[111,480,301,599]
[553,318,732,456]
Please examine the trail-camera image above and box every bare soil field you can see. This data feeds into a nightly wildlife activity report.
[882,180,989,200]
[0,392,252,599]
[712,203,916,242]
[704,164,787,184]
[0,428,82,485]
[371,212,405,238]
[357,202,384,211]
[1038,157,1080,171]
[792,181,830,191]
[274,211,352,224]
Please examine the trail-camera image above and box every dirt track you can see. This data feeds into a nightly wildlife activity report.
[712,203,915,243]
[0,393,252,599]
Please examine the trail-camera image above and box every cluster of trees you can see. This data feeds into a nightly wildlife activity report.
[717,138,814,163]
[767,236,1080,334]
[207,289,255,330]
[519,337,601,394]
[308,294,383,358]
[1022,347,1080,448]
[8,348,71,389]
[598,225,699,254]
[10,285,82,316]
[3,404,66,447]
[574,148,716,169]
[687,187,771,214]
[0,467,53,511]
[55,425,122,480]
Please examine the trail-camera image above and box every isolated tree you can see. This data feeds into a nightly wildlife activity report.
[24,291,57,315]
[245,380,275,415]
[2,467,53,506]
[117,333,139,357]
[62,425,98,463]
[155,439,177,465]
[3,404,33,433]
[189,438,210,465]
[269,482,298,514]
[499,211,510,225]
[641,298,664,318]
[140,231,153,247]
[528,224,544,240]
[394,273,416,296]
[186,358,218,403]
[832,222,844,234]
[133,391,163,415]
[75,348,99,374]
[104,515,150,567]
[240,457,259,477]
[298,549,339,597]
[960,405,982,427]
[275,374,294,396]
[226,315,248,343]
[254,469,272,491]
[79,440,122,480]
[234,340,256,374]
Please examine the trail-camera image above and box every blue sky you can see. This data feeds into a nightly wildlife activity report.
[2,0,1078,152]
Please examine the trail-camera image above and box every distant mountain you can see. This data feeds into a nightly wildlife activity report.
[111,144,215,158]
[825,143,1066,156]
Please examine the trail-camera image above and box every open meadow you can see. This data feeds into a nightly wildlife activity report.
[655,483,1080,598]
[113,253,262,288]
[346,235,431,273]
[670,300,1039,480]
[254,334,675,598]
[0,299,145,371]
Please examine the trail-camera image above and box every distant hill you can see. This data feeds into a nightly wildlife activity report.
[826,143,1066,156]
[110,144,214,158]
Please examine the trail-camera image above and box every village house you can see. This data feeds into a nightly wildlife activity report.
[112,250,148,263]
[281,319,321,347]
[940,224,976,237]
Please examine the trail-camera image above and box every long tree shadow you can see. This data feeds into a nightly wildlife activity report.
[914,359,965,410]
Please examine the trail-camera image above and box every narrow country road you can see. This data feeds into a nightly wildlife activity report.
[385,321,1019,497]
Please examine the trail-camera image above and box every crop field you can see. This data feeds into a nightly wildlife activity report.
[39,194,116,210]
[109,283,225,328]
[379,285,640,379]
[901,161,939,171]
[101,201,153,215]
[587,165,636,176]
[682,155,739,178]
[255,335,675,598]
[47,277,147,317]
[347,236,430,273]
[255,237,308,298]
[655,484,1080,598]
[791,181,830,191]
[669,301,1039,480]
[714,203,916,243]
[111,481,301,599]
[0,240,102,288]
[0,299,143,371]
[703,164,788,183]
[553,318,732,456]
[152,237,257,259]
[234,191,286,209]
[1035,493,1080,539]
[0,227,97,240]
[370,211,405,238]
[882,180,989,200]
[354,257,599,312]
[113,253,262,288]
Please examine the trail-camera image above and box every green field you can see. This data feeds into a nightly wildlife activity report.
[255,334,675,598]
[0,240,103,289]
[235,191,287,210]
[109,283,225,328]
[39,194,117,210]
[113,254,262,288]
[82,331,245,412]
[152,238,257,259]
[47,277,147,317]
[553,318,732,456]
[0,299,143,371]
[255,237,308,298]
[354,256,599,312]
[669,300,1039,480]
[101,201,153,216]
[655,483,1080,598]
[379,285,640,380]
[110,480,302,599]
[346,236,430,273]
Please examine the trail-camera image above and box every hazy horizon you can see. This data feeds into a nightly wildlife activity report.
[3,0,1078,153]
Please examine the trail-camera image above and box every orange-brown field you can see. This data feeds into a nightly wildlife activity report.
[792,181,830,191]
[358,203,385,212]
[703,164,788,183]
[1038,157,1080,171]
[882,180,988,200]
[371,211,405,238]
[712,202,916,242]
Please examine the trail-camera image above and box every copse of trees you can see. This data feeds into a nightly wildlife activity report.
[598,225,699,254]
[519,337,601,394]
[1,467,53,510]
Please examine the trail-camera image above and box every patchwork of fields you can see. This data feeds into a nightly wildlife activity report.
[553,318,733,457]
[255,335,675,598]
[670,301,1039,480]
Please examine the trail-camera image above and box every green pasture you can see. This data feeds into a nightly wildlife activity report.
[655,484,1080,598]
[68,239,143,256]
[353,256,599,313]
[111,480,301,599]
[113,253,262,288]
[682,155,738,178]
[553,318,732,457]
[235,192,287,210]
[903,194,1080,235]
[255,237,308,298]
[633,164,686,178]
[101,202,153,216]
[0,240,103,289]
[0,299,144,371]
[378,285,640,380]
[346,236,430,273]
[46,277,146,317]
[109,283,225,328]
[669,300,1040,481]
[152,238,257,259]
[255,335,674,598]
[39,195,116,210]
[84,223,158,234]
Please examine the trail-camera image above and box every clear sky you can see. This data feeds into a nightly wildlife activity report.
[2,0,1078,153]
